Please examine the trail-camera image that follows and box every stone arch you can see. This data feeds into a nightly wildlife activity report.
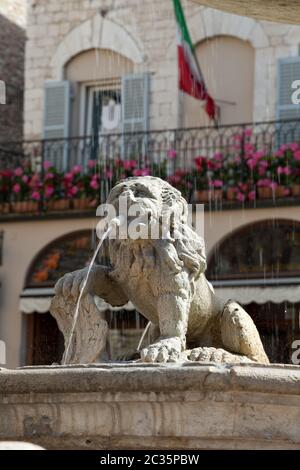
[51,14,146,79]
[188,8,269,49]
[206,218,300,280]
[24,229,99,288]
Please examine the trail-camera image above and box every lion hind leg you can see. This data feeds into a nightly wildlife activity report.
[220,300,269,364]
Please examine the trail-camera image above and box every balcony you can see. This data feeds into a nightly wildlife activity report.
[1,119,300,219]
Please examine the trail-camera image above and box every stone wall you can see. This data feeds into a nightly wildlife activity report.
[24,0,300,140]
[0,363,299,449]
[0,1,26,142]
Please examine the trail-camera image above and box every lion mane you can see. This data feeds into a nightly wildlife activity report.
[107,177,207,282]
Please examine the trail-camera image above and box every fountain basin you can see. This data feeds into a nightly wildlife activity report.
[0,363,299,450]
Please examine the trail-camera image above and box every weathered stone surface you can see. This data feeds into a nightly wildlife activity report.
[0,363,299,450]
[50,293,108,364]
[53,177,269,365]
[195,0,300,25]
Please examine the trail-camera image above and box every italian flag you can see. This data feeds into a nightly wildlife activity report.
[172,0,216,119]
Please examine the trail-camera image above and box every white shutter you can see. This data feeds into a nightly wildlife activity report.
[43,81,71,170]
[121,73,150,160]
[277,58,300,145]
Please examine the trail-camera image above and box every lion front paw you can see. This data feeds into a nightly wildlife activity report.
[141,337,182,363]
[188,347,252,363]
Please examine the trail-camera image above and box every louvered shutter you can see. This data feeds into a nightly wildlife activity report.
[277,58,300,145]
[121,73,150,159]
[43,81,71,170]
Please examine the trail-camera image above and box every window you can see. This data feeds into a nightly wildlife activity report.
[208,219,300,281]
[85,83,122,136]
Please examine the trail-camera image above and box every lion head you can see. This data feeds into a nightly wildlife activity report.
[107,176,206,279]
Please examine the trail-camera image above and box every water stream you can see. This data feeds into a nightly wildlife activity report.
[63,218,121,364]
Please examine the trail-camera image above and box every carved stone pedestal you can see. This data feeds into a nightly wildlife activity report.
[0,363,299,450]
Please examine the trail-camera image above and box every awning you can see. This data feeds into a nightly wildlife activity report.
[19,288,135,314]
[214,285,300,305]
[20,280,300,313]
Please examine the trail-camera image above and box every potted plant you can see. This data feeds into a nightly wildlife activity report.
[192,156,211,202]
[167,169,192,200]
[11,166,40,213]
[42,162,70,211]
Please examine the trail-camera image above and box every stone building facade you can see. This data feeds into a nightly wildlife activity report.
[24,0,300,141]
[0,0,26,142]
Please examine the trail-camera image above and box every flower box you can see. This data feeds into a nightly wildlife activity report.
[72,198,93,210]
[275,186,289,198]
[193,190,209,202]
[257,187,273,199]
[47,199,70,211]
[291,184,300,197]
[11,201,39,213]
[194,189,223,203]
[213,189,223,201]
[226,188,237,201]
[0,202,10,214]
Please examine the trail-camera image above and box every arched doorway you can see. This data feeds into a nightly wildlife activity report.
[207,219,300,363]
[22,229,146,365]
[184,35,254,127]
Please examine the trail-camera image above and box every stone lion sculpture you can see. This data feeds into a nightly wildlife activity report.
[51,176,269,364]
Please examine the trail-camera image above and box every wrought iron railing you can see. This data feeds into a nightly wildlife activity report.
[0,118,300,215]
[1,118,300,170]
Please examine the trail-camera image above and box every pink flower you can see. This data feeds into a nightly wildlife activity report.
[244,143,254,153]
[248,190,256,201]
[289,142,299,151]
[269,181,278,190]
[238,183,248,192]
[274,149,285,158]
[13,183,21,193]
[294,150,300,161]
[64,172,73,182]
[258,165,267,176]
[45,172,54,180]
[14,167,23,177]
[236,192,245,202]
[43,161,52,171]
[167,149,177,159]
[133,168,151,177]
[257,179,271,188]
[244,128,253,137]
[22,175,29,183]
[280,144,289,152]
[233,134,243,142]
[72,165,82,174]
[45,186,54,199]
[247,158,257,170]
[70,186,79,196]
[212,179,223,188]
[105,170,113,179]
[88,160,96,169]
[253,151,265,160]
[31,191,41,201]
[277,166,291,176]
[124,160,137,170]
[213,152,223,161]
[90,179,99,190]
